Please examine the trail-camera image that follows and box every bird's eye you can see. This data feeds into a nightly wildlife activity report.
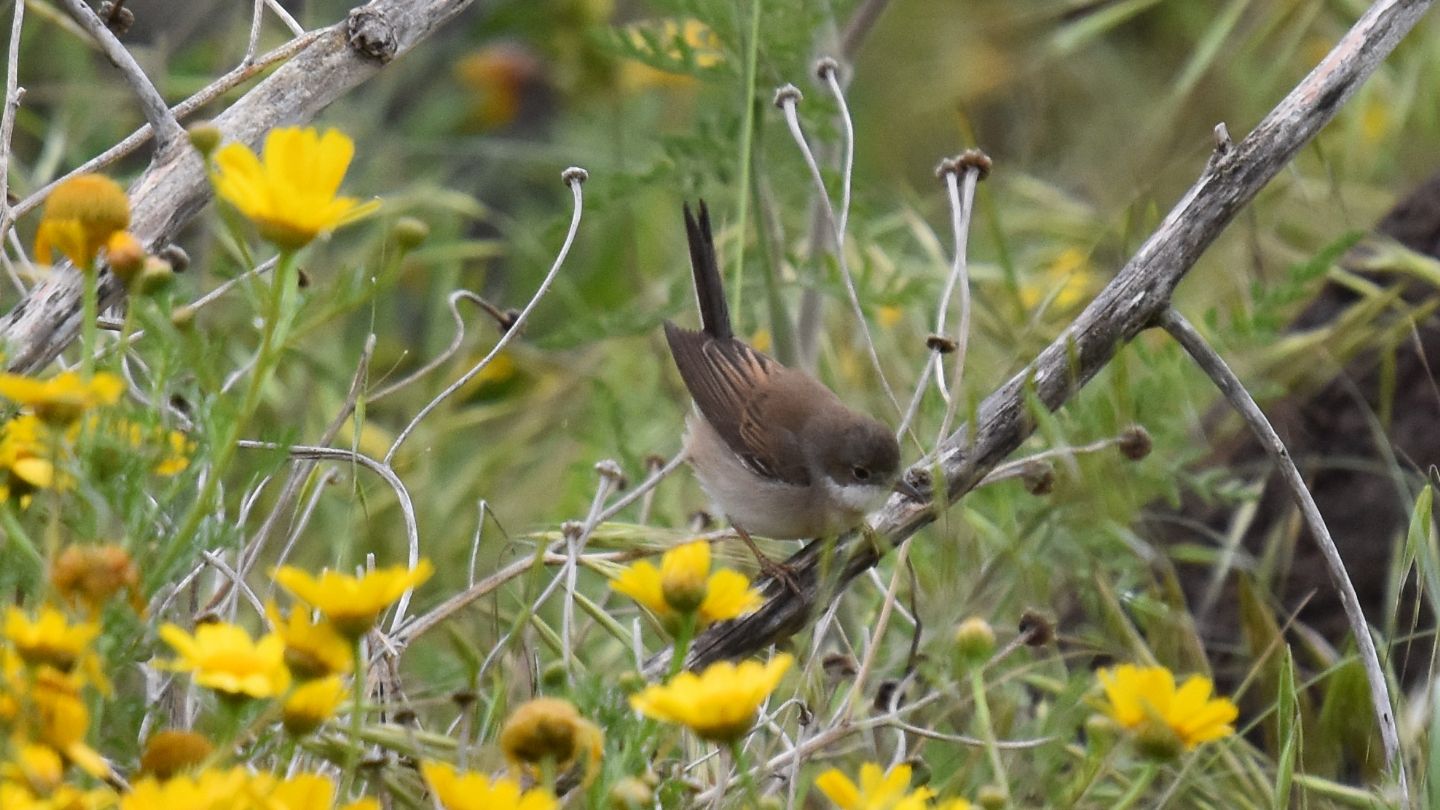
[852,466,871,481]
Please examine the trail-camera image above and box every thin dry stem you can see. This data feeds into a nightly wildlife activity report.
[385,168,587,464]
[776,88,902,418]
[935,161,982,440]
[0,0,24,227]
[1159,306,1406,798]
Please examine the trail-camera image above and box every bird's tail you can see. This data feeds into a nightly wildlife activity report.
[683,200,732,341]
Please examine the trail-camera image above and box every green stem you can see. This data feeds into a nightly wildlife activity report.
[341,640,367,792]
[0,504,42,573]
[728,739,759,808]
[1112,762,1159,810]
[668,612,698,680]
[729,0,763,319]
[148,251,299,589]
[968,668,1010,795]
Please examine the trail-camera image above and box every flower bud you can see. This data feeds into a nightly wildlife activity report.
[541,660,568,690]
[188,123,222,157]
[136,257,175,295]
[977,784,1009,809]
[953,616,996,670]
[105,231,146,285]
[392,217,430,250]
[608,776,653,809]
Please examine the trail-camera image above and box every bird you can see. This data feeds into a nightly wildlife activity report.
[663,200,915,582]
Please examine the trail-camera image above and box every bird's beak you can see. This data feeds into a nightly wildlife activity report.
[893,476,926,502]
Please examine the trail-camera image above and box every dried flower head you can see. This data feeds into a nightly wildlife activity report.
[138,730,214,779]
[498,697,603,781]
[34,174,132,269]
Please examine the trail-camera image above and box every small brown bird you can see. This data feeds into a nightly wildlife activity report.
[664,201,912,574]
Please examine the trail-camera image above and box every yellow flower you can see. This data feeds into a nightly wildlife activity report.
[272,560,434,639]
[211,127,380,250]
[1019,246,1098,313]
[421,761,557,810]
[267,602,353,679]
[2,744,64,796]
[813,762,934,810]
[158,621,291,699]
[611,541,762,630]
[1096,664,1238,756]
[0,372,124,425]
[619,18,723,91]
[0,415,58,504]
[88,416,194,477]
[50,544,143,615]
[283,675,348,736]
[498,697,603,782]
[26,666,108,777]
[153,429,194,476]
[268,772,379,810]
[4,606,99,673]
[33,173,132,269]
[629,653,792,743]
[120,767,251,810]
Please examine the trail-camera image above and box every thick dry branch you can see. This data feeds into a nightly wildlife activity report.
[656,0,1434,675]
[0,0,477,372]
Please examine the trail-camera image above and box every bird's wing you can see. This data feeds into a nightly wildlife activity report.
[664,322,810,486]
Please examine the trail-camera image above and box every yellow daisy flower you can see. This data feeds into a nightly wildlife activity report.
[420,761,557,810]
[4,606,99,673]
[120,767,251,810]
[211,126,380,250]
[629,653,792,743]
[33,173,132,269]
[158,621,291,699]
[265,772,378,810]
[266,601,353,679]
[813,762,934,810]
[282,675,348,736]
[0,372,124,426]
[1096,664,1238,756]
[26,665,109,777]
[0,415,58,505]
[610,540,762,630]
[272,560,434,639]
